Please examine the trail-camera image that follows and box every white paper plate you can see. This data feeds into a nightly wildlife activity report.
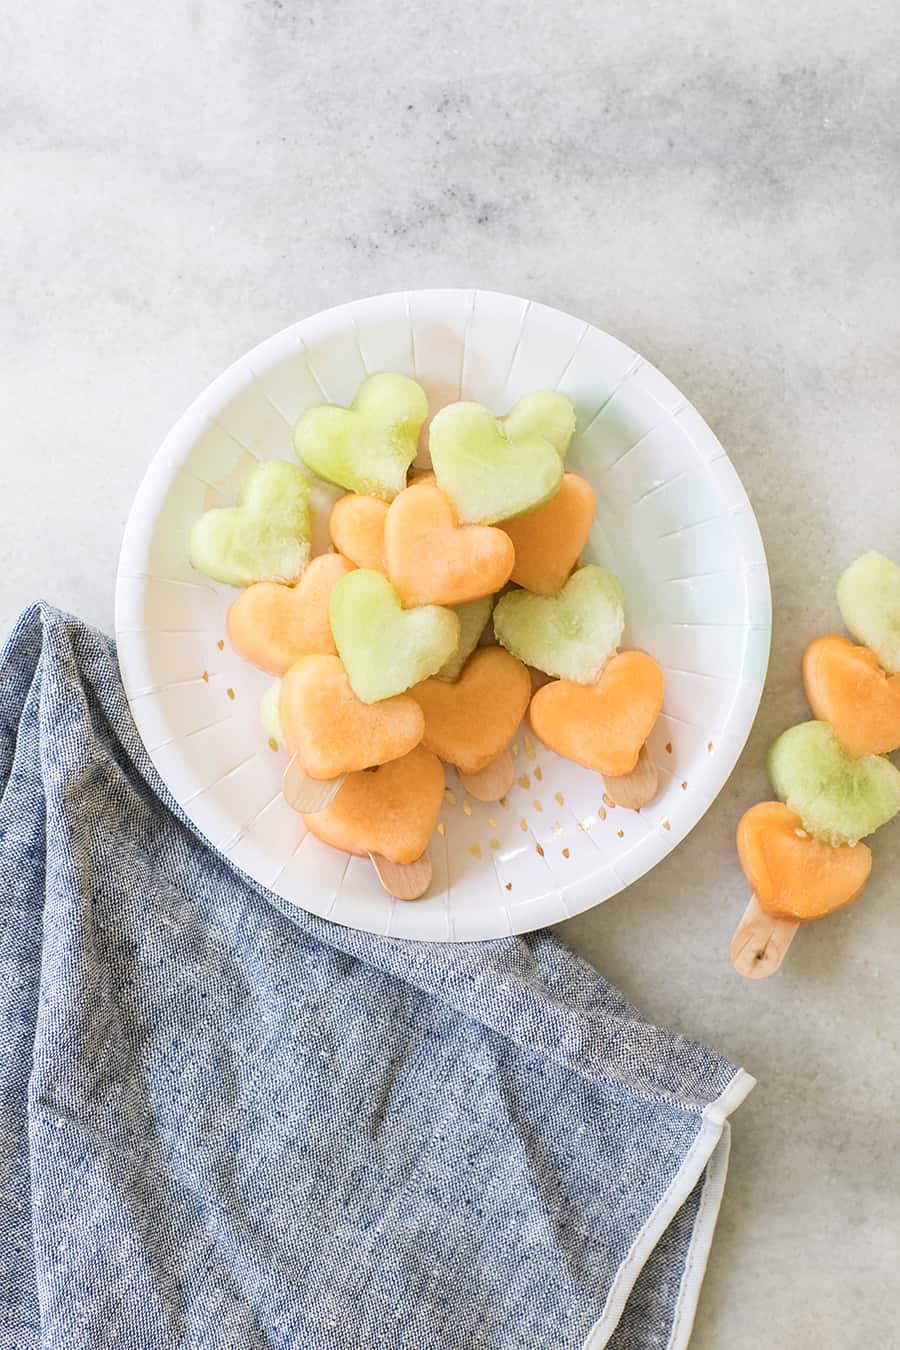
[116,289,770,941]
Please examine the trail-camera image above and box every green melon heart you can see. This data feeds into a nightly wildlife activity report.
[493,565,625,683]
[436,595,495,681]
[260,681,284,743]
[188,460,311,587]
[768,720,900,845]
[836,550,900,676]
[429,402,564,524]
[503,391,576,459]
[329,570,459,704]
[292,372,428,501]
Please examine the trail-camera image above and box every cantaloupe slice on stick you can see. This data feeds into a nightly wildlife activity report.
[730,802,872,978]
[304,747,444,900]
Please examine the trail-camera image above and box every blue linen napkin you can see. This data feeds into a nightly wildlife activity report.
[0,604,753,1350]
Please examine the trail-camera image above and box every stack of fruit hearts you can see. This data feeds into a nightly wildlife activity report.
[188,372,666,902]
[732,551,900,978]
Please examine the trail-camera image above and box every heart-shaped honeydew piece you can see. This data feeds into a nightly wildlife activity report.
[429,402,564,525]
[502,391,576,458]
[188,460,311,587]
[292,372,428,501]
[493,565,625,682]
[329,570,459,704]
[259,681,284,744]
[768,720,900,845]
[436,595,494,681]
[836,550,900,676]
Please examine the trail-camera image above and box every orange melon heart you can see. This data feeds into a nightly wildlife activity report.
[737,800,871,922]
[328,495,389,573]
[226,553,354,675]
[409,646,531,774]
[304,746,444,864]
[802,634,900,758]
[529,651,664,776]
[279,654,423,779]
[501,473,596,595]
[384,482,514,608]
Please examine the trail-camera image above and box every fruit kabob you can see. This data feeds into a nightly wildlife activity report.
[731,551,900,978]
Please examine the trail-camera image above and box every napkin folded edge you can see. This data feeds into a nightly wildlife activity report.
[584,1067,755,1350]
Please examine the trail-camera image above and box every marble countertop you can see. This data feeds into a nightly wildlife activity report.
[5,2,899,1344]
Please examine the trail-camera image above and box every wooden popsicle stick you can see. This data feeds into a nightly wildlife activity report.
[458,749,515,802]
[729,893,799,979]
[369,850,433,901]
[282,755,345,813]
[602,745,659,810]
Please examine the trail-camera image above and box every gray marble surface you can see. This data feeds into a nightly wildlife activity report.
[4,2,900,1345]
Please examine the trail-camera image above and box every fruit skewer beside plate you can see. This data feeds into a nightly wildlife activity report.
[731,552,900,978]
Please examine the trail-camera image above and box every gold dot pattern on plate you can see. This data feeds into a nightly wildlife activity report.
[519,819,528,832]
[602,793,615,809]
[217,639,225,651]
[469,843,482,859]
[524,735,536,761]
[617,828,624,838]
[490,837,500,851]
[534,765,543,782]
[202,671,209,683]
[533,800,543,813]
[462,801,472,817]
[681,781,688,790]
[499,796,509,810]
[437,822,446,836]
[505,881,512,891]
[707,741,714,753]
[598,806,607,821]
[444,789,457,806]
[268,737,279,753]
[488,815,497,828]
[511,743,520,758]
[665,741,672,754]
[226,688,235,701]
[535,843,544,857]
[562,847,570,859]
[662,818,672,830]
[518,774,531,790]
[554,791,564,806]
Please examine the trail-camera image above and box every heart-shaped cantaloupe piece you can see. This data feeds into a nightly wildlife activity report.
[803,635,900,758]
[188,460,311,587]
[410,647,531,774]
[227,553,354,675]
[429,402,563,525]
[304,745,444,864]
[385,482,514,608]
[292,373,428,501]
[737,801,871,922]
[279,653,424,779]
[329,570,459,704]
[767,720,900,845]
[529,651,664,776]
[502,391,576,458]
[329,494,389,573]
[501,474,596,596]
[493,565,624,683]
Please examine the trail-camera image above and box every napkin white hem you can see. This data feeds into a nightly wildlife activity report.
[581,1067,755,1350]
